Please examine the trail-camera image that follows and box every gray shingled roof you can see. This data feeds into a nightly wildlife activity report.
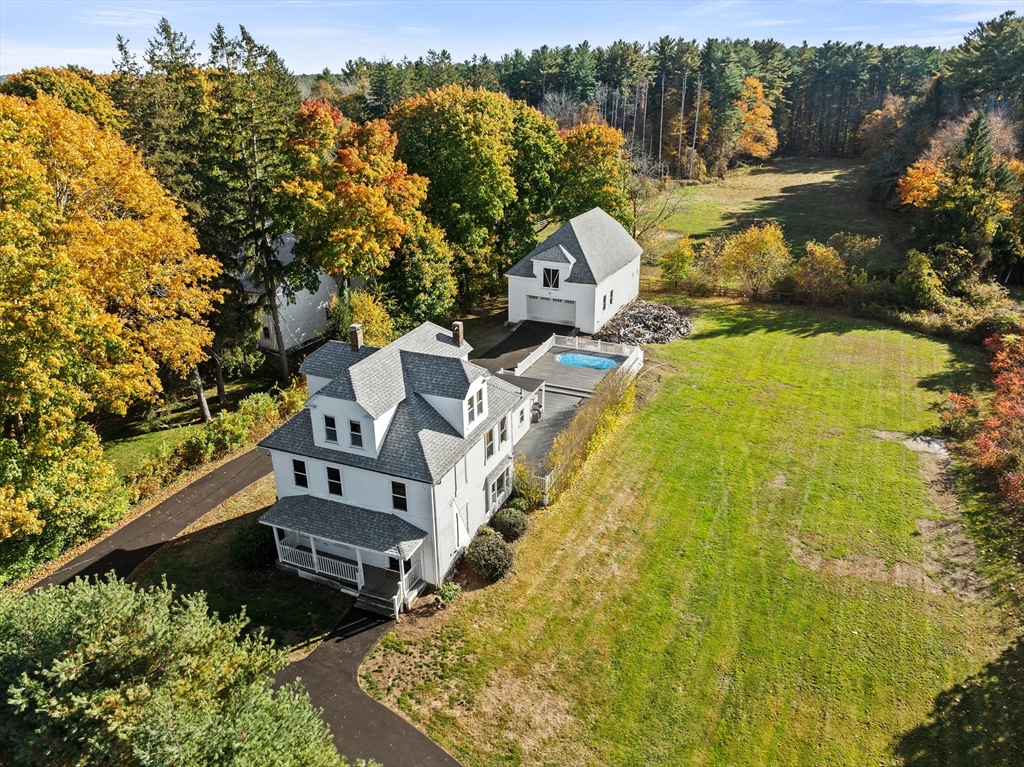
[259,494,427,558]
[301,323,474,419]
[505,207,642,285]
[259,374,527,483]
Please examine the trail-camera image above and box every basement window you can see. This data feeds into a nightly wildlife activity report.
[292,459,308,489]
[392,481,408,511]
[543,268,560,289]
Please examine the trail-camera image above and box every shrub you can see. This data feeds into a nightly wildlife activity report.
[794,241,848,305]
[939,392,980,438]
[895,250,945,310]
[466,528,513,583]
[492,507,528,542]
[205,411,254,458]
[512,460,543,508]
[505,495,531,513]
[276,379,308,419]
[435,580,462,606]
[928,244,977,297]
[230,516,277,571]
[176,429,216,468]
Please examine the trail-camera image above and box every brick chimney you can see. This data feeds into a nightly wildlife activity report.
[451,320,464,346]
[349,323,363,351]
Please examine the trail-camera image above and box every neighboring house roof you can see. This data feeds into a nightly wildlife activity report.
[260,494,427,558]
[300,323,476,419]
[506,207,642,286]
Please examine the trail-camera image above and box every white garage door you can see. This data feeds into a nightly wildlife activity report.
[526,295,576,325]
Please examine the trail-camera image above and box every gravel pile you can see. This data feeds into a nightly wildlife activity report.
[594,300,692,344]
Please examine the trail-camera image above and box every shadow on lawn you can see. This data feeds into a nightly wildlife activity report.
[894,636,1024,767]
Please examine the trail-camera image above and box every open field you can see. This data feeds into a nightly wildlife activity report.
[655,157,911,268]
[363,300,1022,766]
[131,475,351,656]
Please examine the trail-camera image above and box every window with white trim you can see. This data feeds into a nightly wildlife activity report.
[519,407,525,425]
[490,465,511,507]
[542,268,559,289]
[485,430,494,459]
[603,294,607,310]
[475,389,484,417]
[392,481,408,511]
[349,420,363,448]
[326,466,343,496]
[292,459,308,488]
[499,416,508,445]
[324,415,338,443]
[467,394,476,424]
[610,289,614,304]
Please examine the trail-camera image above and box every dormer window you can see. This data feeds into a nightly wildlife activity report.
[324,415,338,443]
[543,268,559,289]
[467,395,476,424]
[349,420,363,448]
[475,389,484,417]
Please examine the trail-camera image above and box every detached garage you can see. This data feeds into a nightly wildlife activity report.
[505,208,642,334]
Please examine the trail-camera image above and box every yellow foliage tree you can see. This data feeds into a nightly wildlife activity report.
[735,77,778,160]
[794,242,849,305]
[720,222,793,297]
[897,159,947,208]
[0,94,221,574]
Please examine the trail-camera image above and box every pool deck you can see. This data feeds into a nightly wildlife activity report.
[518,348,626,394]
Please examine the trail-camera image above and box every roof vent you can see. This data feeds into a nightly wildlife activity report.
[349,323,363,352]
[451,321,464,346]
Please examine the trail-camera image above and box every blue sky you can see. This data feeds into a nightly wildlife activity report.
[0,0,1018,75]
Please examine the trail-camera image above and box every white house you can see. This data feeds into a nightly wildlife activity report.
[506,207,642,333]
[258,321,543,617]
[246,234,337,353]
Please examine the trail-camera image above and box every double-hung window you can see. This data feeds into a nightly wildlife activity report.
[326,467,343,496]
[475,389,484,417]
[485,430,495,459]
[292,459,308,488]
[603,294,607,311]
[609,289,614,305]
[542,268,559,289]
[499,416,508,445]
[392,481,408,511]
[519,407,525,425]
[467,395,476,424]
[349,420,363,448]
[324,415,338,443]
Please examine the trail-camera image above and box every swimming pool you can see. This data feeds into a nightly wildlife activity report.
[555,352,618,370]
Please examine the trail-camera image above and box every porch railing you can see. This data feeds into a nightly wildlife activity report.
[316,552,359,584]
[404,559,422,590]
[279,543,314,571]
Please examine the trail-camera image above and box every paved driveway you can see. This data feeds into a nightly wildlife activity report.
[474,320,573,373]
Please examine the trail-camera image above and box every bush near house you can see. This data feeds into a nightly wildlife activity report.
[435,580,462,606]
[491,507,528,542]
[466,527,514,583]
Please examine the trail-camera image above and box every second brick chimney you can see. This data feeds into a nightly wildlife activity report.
[451,320,464,346]
[349,323,363,351]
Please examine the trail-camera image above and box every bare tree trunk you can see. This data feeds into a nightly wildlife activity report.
[658,72,666,167]
[193,367,212,423]
[689,74,703,180]
[678,72,687,176]
[212,353,226,406]
[266,276,290,382]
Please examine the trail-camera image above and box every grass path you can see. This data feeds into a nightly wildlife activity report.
[364,301,1020,767]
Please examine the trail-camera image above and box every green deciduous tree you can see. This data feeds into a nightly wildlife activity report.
[553,123,632,229]
[0,576,354,766]
[720,222,793,297]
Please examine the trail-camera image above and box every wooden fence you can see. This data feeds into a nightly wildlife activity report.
[640,277,797,304]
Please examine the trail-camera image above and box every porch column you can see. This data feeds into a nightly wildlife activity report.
[273,527,283,564]
[309,536,319,574]
[398,556,406,601]
[355,548,364,589]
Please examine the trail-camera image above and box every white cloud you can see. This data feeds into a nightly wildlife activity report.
[73,8,168,27]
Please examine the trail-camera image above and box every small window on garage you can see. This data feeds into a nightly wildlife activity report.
[262,326,271,339]
[603,294,607,310]
[519,407,525,425]
[543,268,560,289]
[610,289,614,304]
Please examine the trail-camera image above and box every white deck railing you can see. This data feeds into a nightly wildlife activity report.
[404,559,421,590]
[553,336,644,376]
[279,543,314,571]
[317,553,360,583]
[511,335,556,376]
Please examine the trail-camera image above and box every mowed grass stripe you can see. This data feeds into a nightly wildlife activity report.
[369,301,1010,767]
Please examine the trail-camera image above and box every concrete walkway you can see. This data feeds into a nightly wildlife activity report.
[33,449,273,589]
[277,609,462,767]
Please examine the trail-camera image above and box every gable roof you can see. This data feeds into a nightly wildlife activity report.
[505,207,642,286]
[300,322,475,419]
[259,374,527,483]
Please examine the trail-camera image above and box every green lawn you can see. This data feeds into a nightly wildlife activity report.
[363,301,1021,766]
[655,157,911,267]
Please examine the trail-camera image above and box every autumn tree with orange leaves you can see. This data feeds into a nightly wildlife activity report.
[0,94,221,581]
[735,77,778,160]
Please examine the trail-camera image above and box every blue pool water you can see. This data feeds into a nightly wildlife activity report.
[556,352,618,370]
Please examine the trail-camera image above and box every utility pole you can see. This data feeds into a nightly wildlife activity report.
[689,73,703,180]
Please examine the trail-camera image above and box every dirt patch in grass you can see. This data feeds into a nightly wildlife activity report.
[793,429,988,601]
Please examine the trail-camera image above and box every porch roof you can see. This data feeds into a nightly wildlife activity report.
[260,495,427,559]
[486,455,514,486]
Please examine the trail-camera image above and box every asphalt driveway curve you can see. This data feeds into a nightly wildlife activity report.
[32,446,462,766]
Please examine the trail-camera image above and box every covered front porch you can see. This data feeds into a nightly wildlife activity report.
[260,495,429,619]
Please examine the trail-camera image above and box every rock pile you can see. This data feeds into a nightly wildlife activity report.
[594,300,692,344]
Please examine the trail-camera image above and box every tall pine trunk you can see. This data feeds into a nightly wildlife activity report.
[266,275,290,382]
[193,367,212,423]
